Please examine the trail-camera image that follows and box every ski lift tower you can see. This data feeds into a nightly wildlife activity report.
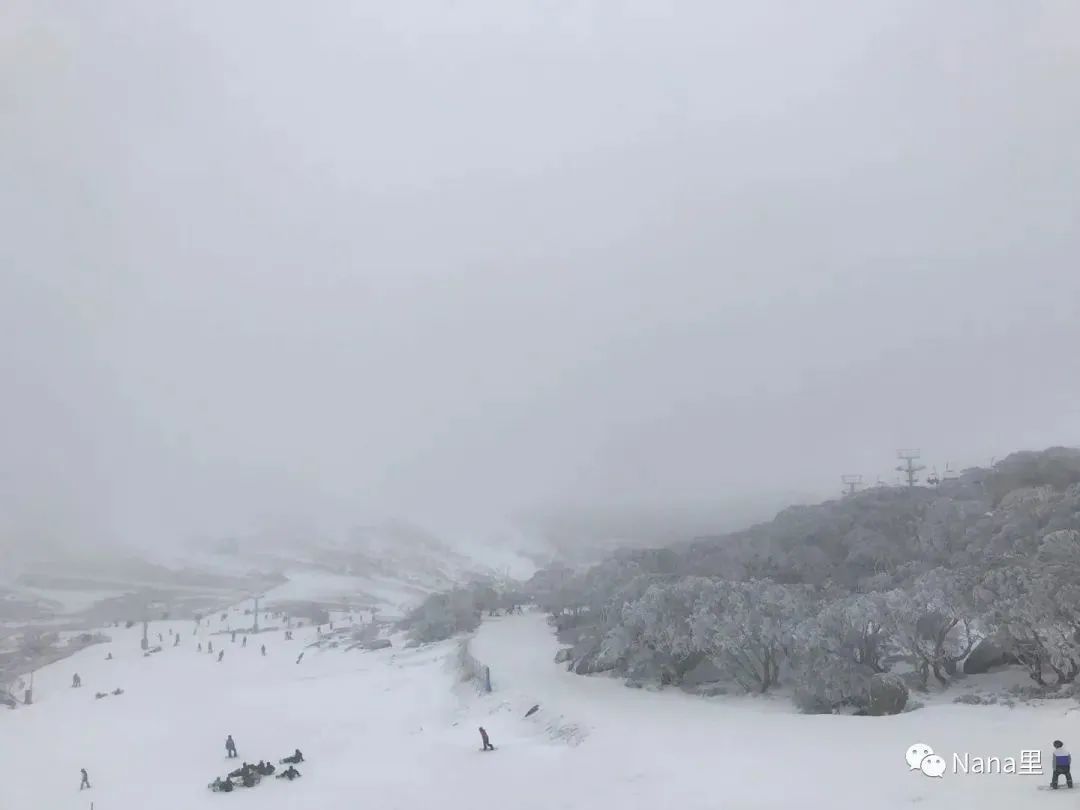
[896,449,926,488]
[143,600,165,650]
[841,474,863,496]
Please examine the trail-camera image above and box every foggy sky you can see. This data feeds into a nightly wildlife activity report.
[3,1,1079,550]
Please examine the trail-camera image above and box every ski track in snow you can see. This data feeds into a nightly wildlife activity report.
[2,610,1078,809]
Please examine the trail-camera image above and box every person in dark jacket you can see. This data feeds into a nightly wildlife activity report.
[1053,740,1073,789]
[277,765,301,780]
[242,636,247,647]
[282,749,304,764]
[226,735,238,758]
[261,644,267,656]
[218,650,224,662]
[72,673,81,688]
[479,726,494,751]
[80,768,91,790]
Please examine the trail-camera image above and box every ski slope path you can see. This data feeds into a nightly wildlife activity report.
[1,609,1078,809]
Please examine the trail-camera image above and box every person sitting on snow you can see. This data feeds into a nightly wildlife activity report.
[277,765,301,780]
[1053,740,1073,789]
[282,748,304,764]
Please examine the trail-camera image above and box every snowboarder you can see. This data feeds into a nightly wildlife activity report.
[261,645,266,656]
[479,727,494,751]
[277,765,301,780]
[296,652,304,664]
[158,632,163,643]
[174,635,180,647]
[1053,740,1073,789]
[218,650,224,662]
[198,643,202,652]
[226,735,238,758]
[208,641,214,654]
[231,631,237,643]
[79,768,90,790]
[112,688,124,695]
[72,673,81,688]
[282,748,304,764]
[106,652,113,660]
[242,636,247,648]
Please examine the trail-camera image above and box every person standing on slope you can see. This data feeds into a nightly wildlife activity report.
[226,735,238,759]
[79,768,91,790]
[1052,740,1073,789]
[479,727,494,751]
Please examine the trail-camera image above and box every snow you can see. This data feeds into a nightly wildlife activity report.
[261,570,422,610]
[19,588,131,615]
[2,611,1078,809]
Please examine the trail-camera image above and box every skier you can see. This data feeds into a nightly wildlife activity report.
[231,631,237,643]
[158,632,163,643]
[242,636,247,648]
[218,650,224,662]
[174,635,180,647]
[79,768,91,790]
[72,673,81,688]
[198,643,202,652]
[1053,740,1073,789]
[479,726,494,751]
[208,641,214,654]
[226,735,238,759]
[106,652,113,660]
[261,645,267,656]
[296,652,304,664]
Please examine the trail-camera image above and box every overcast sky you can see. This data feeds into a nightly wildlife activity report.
[2,1,1079,551]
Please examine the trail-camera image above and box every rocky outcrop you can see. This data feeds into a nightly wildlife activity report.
[963,638,1016,674]
[866,673,908,716]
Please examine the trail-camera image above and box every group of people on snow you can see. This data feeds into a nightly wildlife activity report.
[209,739,305,792]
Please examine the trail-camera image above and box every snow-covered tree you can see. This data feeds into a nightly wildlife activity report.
[689,579,813,693]
[887,568,977,688]
[789,592,893,712]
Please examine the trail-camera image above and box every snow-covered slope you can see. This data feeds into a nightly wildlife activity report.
[2,609,1076,810]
